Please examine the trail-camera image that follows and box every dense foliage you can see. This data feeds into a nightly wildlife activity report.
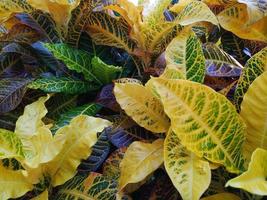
[0,0,266,199]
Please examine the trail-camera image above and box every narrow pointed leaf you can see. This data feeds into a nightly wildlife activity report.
[165,129,211,200]
[151,78,246,173]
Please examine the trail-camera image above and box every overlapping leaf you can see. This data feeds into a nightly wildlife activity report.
[201,193,241,200]
[114,80,170,133]
[150,78,246,173]
[164,129,211,200]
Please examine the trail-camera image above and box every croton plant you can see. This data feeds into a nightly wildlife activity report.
[0,0,266,199]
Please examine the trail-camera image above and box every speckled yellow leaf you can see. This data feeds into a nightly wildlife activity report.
[201,192,241,200]
[226,148,267,195]
[114,81,170,133]
[45,115,111,186]
[169,0,194,14]
[31,190,48,200]
[240,71,267,159]
[165,129,211,200]
[0,163,33,200]
[151,78,246,173]
[119,139,164,191]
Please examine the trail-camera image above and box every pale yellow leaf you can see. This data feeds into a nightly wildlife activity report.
[201,192,241,200]
[45,115,111,186]
[240,71,267,159]
[170,0,194,14]
[165,129,211,200]
[114,81,170,133]
[226,148,267,195]
[119,139,164,191]
[0,164,33,200]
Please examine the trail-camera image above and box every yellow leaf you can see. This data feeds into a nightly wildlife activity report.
[226,148,267,195]
[15,95,50,138]
[169,0,194,14]
[151,78,246,173]
[31,190,48,200]
[119,139,164,191]
[0,163,33,200]
[240,71,267,159]
[165,129,211,200]
[218,4,267,42]
[45,115,111,186]
[201,192,241,200]
[114,80,170,133]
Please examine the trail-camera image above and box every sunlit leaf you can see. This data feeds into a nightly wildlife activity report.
[240,71,267,159]
[0,78,32,114]
[151,78,246,173]
[165,28,206,83]
[226,148,267,196]
[203,43,243,77]
[201,192,241,200]
[44,115,111,186]
[234,47,267,110]
[119,139,164,191]
[114,80,170,133]
[165,129,211,200]
[28,77,99,94]
[55,173,118,199]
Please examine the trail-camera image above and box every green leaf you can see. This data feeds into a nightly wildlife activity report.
[0,78,32,113]
[44,43,102,84]
[165,29,206,83]
[164,129,211,200]
[234,47,267,110]
[0,128,24,159]
[203,43,243,77]
[28,77,99,94]
[51,103,102,132]
[151,78,246,173]
[91,56,122,84]
[55,173,118,200]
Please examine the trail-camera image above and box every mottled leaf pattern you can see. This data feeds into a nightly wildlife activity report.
[164,129,211,200]
[151,78,246,173]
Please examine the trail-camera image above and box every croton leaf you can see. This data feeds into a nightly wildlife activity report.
[203,43,243,77]
[165,28,206,83]
[240,71,267,159]
[164,129,211,200]
[78,130,111,173]
[118,139,164,191]
[28,77,99,94]
[91,56,122,85]
[114,80,170,133]
[31,189,48,200]
[103,147,126,181]
[0,163,33,200]
[51,103,101,132]
[234,47,267,110]
[44,43,102,84]
[0,53,22,76]
[0,78,32,113]
[54,172,118,200]
[86,12,136,54]
[106,114,157,148]
[150,78,246,173]
[44,115,111,186]
[226,148,267,196]
[0,128,24,159]
[201,193,241,200]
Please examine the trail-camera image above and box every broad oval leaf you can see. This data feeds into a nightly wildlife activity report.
[151,78,246,173]
[203,43,243,77]
[234,47,267,110]
[165,29,206,83]
[118,139,164,191]
[240,71,267,159]
[55,172,118,200]
[44,115,111,186]
[201,193,241,200]
[226,148,267,196]
[28,77,99,94]
[165,129,211,200]
[0,163,33,200]
[0,78,32,113]
[114,81,170,133]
